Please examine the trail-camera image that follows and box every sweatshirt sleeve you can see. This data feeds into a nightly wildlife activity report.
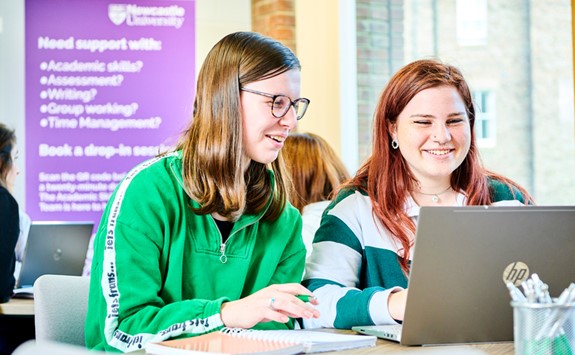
[85,159,227,353]
[301,190,404,329]
[86,159,309,351]
[252,203,306,331]
[87,217,227,353]
[269,205,306,286]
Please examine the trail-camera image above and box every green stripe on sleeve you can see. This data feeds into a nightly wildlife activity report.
[313,214,362,254]
[302,278,345,291]
[334,287,384,329]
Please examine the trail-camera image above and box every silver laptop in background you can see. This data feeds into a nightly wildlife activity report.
[15,221,94,289]
[353,205,575,346]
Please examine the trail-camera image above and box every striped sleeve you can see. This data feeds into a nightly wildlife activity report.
[302,189,403,329]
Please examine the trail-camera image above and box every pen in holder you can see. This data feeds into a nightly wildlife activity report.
[508,276,575,355]
[512,301,575,355]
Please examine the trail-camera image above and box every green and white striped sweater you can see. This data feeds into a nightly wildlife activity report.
[302,179,526,329]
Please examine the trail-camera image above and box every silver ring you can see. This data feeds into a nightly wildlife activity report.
[269,297,276,310]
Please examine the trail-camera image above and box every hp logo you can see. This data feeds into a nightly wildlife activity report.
[503,261,529,286]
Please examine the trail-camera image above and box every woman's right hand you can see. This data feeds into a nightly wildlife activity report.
[388,288,408,321]
[219,283,320,329]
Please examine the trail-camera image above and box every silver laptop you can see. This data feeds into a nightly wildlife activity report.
[15,221,94,290]
[353,205,575,345]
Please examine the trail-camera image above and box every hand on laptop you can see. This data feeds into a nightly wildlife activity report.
[388,289,408,321]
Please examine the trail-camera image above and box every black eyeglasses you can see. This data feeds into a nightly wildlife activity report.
[240,87,310,120]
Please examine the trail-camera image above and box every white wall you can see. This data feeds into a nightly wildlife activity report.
[295,0,358,174]
[0,0,251,209]
[195,0,251,73]
[0,1,25,206]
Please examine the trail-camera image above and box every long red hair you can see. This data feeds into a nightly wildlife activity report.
[343,59,533,274]
[282,132,350,212]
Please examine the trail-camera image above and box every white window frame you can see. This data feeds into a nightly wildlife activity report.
[473,90,496,148]
[456,0,488,46]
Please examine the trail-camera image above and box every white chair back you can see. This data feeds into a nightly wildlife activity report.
[13,340,107,355]
[33,274,90,346]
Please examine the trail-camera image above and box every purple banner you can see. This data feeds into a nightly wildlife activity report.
[25,0,195,226]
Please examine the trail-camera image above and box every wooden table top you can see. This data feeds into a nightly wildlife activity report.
[0,297,34,316]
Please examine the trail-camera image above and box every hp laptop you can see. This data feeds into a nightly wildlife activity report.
[14,221,94,291]
[353,205,575,345]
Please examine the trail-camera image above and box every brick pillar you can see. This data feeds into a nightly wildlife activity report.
[251,0,297,53]
[356,0,404,161]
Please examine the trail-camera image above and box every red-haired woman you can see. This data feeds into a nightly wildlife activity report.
[302,59,533,329]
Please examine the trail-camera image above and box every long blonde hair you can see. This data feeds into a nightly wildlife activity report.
[177,32,301,221]
[283,133,350,212]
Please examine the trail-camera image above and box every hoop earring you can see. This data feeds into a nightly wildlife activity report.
[391,139,399,150]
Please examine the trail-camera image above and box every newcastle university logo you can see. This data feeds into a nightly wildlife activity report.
[107,3,186,29]
[108,4,128,26]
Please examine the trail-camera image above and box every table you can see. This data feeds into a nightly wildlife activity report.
[0,298,34,316]
[0,303,516,355]
[135,332,513,355]
[318,329,514,355]
[323,339,514,354]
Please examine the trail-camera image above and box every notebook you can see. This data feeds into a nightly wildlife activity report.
[353,205,575,346]
[13,221,94,293]
[145,329,377,355]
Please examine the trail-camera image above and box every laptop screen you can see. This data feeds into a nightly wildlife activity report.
[16,221,94,288]
[400,205,575,345]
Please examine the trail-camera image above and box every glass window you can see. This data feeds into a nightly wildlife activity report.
[473,90,496,148]
[456,0,488,46]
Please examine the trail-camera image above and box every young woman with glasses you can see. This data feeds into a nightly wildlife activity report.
[302,59,533,329]
[86,32,318,352]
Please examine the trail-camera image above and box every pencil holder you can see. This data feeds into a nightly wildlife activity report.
[512,302,575,355]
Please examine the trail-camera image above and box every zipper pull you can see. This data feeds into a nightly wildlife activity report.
[219,243,228,264]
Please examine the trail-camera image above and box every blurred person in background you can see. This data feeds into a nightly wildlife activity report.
[0,122,34,355]
[0,122,20,303]
[282,132,350,259]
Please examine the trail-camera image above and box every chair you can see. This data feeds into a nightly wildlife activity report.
[12,340,107,355]
[33,274,90,346]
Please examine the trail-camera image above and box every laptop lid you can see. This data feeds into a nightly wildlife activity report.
[399,205,575,346]
[16,221,94,288]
